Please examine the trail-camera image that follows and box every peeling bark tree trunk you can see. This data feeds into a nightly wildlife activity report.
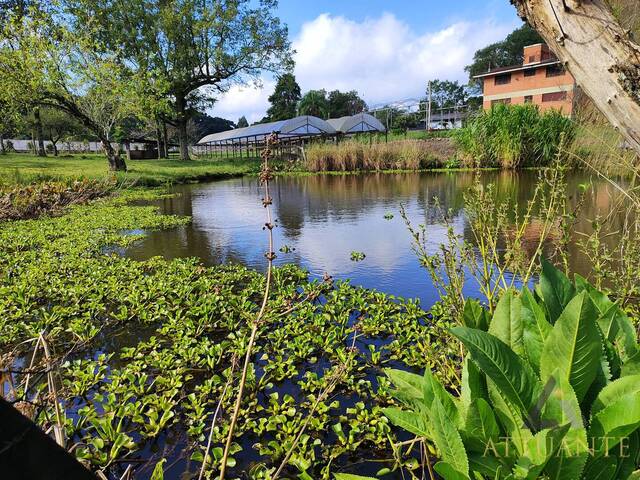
[510,0,640,155]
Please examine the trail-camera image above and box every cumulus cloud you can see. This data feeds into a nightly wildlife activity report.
[209,13,517,121]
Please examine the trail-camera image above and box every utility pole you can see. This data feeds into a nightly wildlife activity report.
[426,81,432,131]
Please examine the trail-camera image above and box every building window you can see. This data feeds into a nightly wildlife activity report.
[528,55,537,63]
[494,73,511,85]
[524,68,536,77]
[491,98,511,106]
[542,91,567,102]
[524,95,533,103]
[546,64,565,77]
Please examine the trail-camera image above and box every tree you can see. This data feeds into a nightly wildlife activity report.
[465,24,543,89]
[67,0,293,161]
[298,90,329,118]
[266,73,300,121]
[327,90,367,117]
[40,108,83,155]
[427,80,468,109]
[237,116,249,128]
[0,10,150,170]
[510,0,640,155]
[188,112,235,144]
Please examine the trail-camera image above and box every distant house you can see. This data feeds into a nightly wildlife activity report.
[473,43,576,115]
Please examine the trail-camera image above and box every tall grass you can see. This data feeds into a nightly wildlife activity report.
[304,139,455,172]
[453,104,576,168]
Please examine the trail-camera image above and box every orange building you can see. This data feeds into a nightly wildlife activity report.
[473,44,576,115]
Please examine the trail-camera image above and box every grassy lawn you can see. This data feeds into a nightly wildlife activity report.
[0,153,262,186]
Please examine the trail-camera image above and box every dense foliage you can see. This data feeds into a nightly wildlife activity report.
[382,260,640,479]
[453,104,576,168]
[465,25,543,89]
[0,189,461,478]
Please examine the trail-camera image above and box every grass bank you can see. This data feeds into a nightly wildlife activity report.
[0,153,262,186]
[304,138,457,171]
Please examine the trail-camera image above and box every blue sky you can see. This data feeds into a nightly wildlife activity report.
[212,1,523,122]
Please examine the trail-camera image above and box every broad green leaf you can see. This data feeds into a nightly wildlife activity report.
[540,292,602,402]
[461,355,487,408]
[622,350,640,377]
[451,327,542,424]
[462,398,500,452]
[429,395,469,477]
[538,258,575,324]
[616,432,640,479]
[384,368,423,407]
[434,461,470,480]
[382,407,429,438]
[591,375,640,417]
[520,286,552,374]
[423,369,460,426]
[540,371,588,480]
[489,290,525,358]
[581,456,617,480]
[513,424,570,479]
[575,274,638,361]
[468,453,507,478]
[463,298,489,331]
[589,393,640,455]
[488,381,530,457]
[627,472,640,480]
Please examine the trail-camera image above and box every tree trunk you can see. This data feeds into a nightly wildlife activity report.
[101,139,127,171]
[510,0,640,155]
[0,133,5,154]
[52,140,58,156]
[155,121,163,159]
[175,95,190,160]
[162,121,169,158]
[33,107,46,157]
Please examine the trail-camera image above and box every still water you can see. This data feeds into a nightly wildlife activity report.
[125,171,625,307]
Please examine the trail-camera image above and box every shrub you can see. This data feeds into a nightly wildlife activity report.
[454,104,576,168]
[382,260,640,480]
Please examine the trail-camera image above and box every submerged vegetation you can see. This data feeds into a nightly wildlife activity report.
[454,105,576,168]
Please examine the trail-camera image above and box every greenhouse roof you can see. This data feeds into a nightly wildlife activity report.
[326,113,386,134]
[197,115,336,144]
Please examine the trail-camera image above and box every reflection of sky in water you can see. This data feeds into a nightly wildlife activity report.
[125,172,625,307]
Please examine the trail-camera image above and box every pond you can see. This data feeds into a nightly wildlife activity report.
[125,170,625,307]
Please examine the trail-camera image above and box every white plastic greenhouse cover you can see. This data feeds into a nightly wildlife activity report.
[326,113,386,134]
[197,115,336,144]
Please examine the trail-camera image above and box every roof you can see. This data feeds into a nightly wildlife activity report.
[197,115,336,144]
[327,113,386,133]
[472,59,560,79]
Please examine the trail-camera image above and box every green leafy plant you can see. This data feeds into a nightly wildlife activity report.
[383,260,640,479]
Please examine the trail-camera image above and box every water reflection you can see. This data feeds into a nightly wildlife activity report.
[125,171,628,307]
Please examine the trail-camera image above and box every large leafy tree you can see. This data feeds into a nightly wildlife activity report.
[327,90,367,117]
[0,9,150,170]
[68,0,292,161]
[266,73,300,121]
[427,80,468,109]
[298,89,329,118]
[465,24,542,90]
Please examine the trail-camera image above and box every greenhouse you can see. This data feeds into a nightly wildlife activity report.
[194,115,337,159]
[326,112,386,134]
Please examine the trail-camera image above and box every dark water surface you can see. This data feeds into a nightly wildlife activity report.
[125,171,625,307]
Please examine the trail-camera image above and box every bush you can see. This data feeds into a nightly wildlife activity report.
[382,260,640,480]
[454,104,576,168]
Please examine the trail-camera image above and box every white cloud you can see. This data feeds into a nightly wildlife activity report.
[209,13,517,121]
